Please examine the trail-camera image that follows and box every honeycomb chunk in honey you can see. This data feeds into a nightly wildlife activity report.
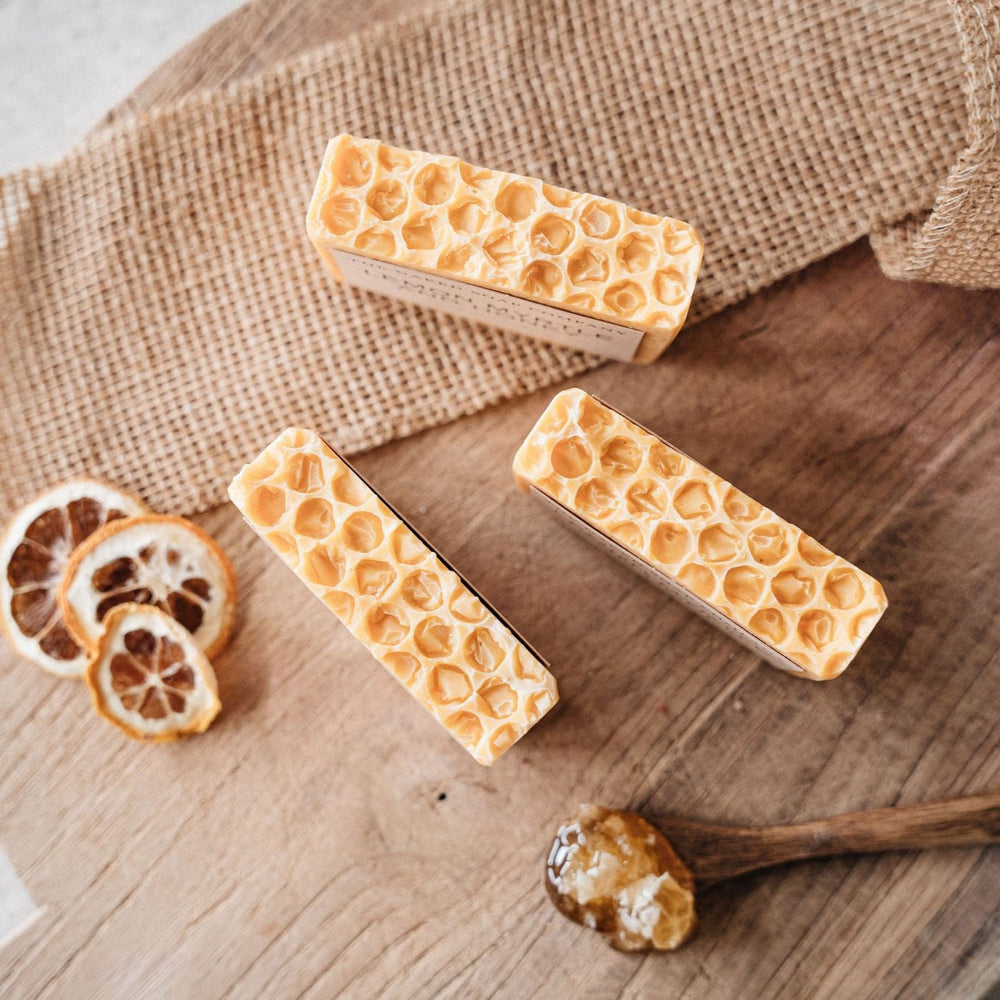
[513,389,887,680]
[307,135,703,363]
[229,429,558,764]
[546,804,696,951]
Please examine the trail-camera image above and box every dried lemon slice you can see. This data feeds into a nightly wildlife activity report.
[0,479,147,676]
[86,603,220,741]
[60,514,237,658]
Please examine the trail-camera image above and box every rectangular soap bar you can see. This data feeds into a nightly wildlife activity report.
[513,390,887,680]
[306,135,703,363]
[229,428,558,764]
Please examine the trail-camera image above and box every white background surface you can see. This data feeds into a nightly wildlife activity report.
[0,0,243,173]
[0,849,37,950]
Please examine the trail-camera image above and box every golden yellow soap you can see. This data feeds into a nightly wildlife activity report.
[307,135,703,363]
[513,389,887,680]
[230,428,558,764]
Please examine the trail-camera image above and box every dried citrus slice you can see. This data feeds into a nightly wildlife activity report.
[60,514,237,659]
[86,603,221,741]
[0,479,147,676]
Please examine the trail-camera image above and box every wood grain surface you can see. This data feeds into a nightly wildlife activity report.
[2,1,1000,998]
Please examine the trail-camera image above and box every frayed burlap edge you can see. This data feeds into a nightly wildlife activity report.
[873,1,1000,284]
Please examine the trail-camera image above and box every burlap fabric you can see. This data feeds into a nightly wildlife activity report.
[0,0,997,518]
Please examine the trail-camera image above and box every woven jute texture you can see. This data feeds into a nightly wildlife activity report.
[0,0,997,518]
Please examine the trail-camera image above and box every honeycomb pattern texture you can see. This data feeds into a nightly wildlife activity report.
[230,428,558,765]
[307,135,703,362]
[513,390,887,680]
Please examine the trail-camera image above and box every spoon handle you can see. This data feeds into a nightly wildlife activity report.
[657,792,1000,884]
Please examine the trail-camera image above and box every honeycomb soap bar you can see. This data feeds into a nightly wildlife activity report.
[513,390,887,680]
[229,428,558,764]
[306,135,703,363]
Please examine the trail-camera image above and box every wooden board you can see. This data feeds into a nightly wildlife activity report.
[2,2,1000,997]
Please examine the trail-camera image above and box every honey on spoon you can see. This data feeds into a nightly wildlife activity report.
[546,804,696,952]
[547,794,1000,952]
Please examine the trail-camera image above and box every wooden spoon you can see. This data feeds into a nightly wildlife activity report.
[545,794,1000,952]
[655,791,1000,884]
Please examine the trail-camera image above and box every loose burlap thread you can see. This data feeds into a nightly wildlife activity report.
[0,0,997,518]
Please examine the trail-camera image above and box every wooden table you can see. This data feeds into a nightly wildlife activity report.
[2,2,999,997]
